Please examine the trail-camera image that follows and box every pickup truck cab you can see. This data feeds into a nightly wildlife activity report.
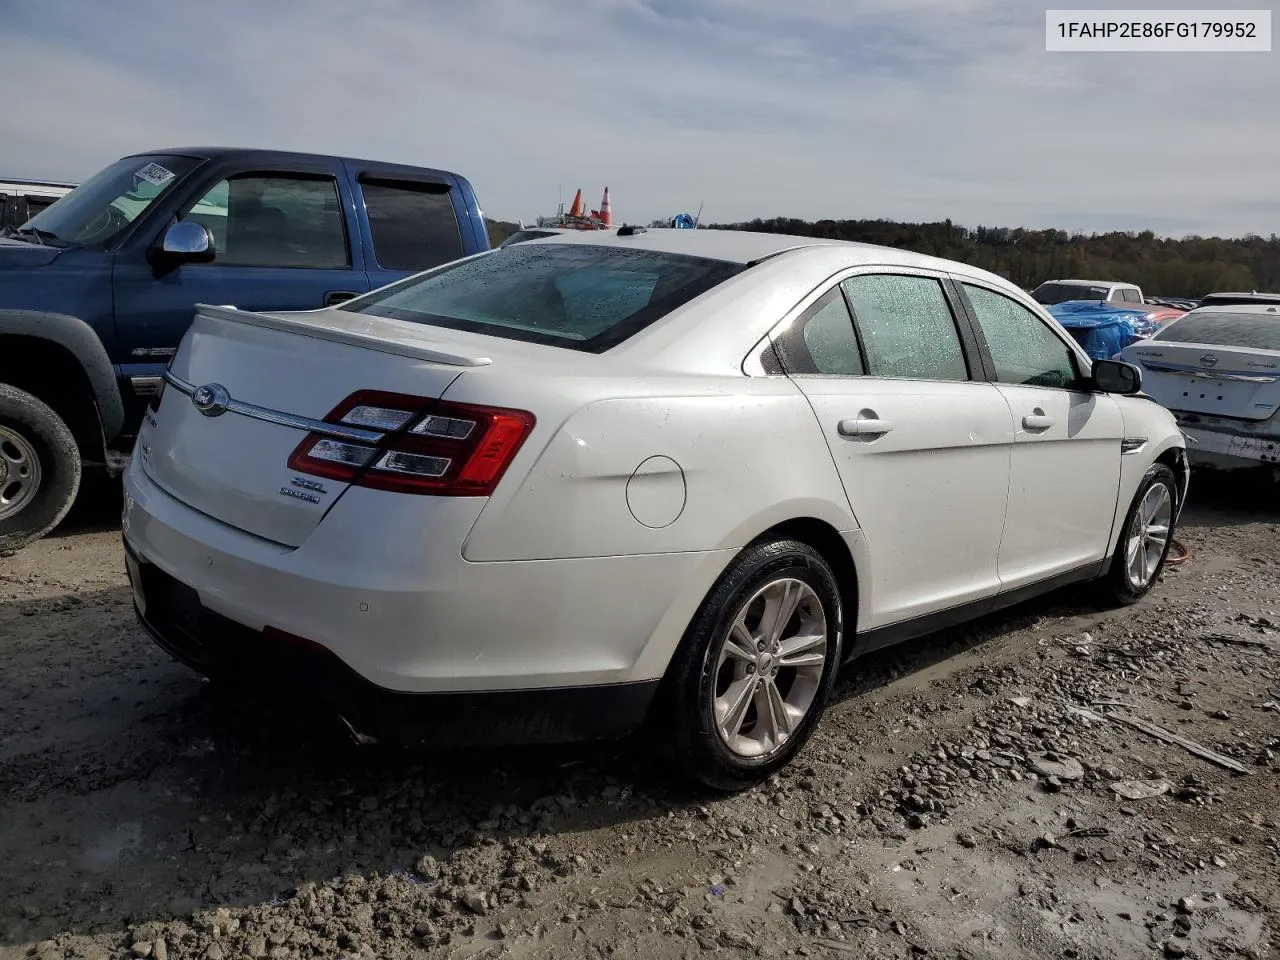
[0,147,489,549]
[1031,278,1145,306]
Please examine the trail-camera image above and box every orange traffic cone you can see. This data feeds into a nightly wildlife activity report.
[568,188,585,219]
[599,187,612,226]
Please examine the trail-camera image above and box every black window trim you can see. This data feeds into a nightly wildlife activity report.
[950,275,1098,394]
[172,169,353,271]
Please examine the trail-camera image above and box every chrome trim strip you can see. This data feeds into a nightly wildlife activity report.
[130,375,162,396]
[162,371,384,444]
[1139,360,1277,383]
[1120,437,1147,454]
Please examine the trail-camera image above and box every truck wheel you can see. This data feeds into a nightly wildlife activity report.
[0,384,82,551]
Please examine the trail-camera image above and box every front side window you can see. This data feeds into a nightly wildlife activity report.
[360,178,462,271]
[182,174,349,269]
[342,242,744,353]
[18,154,200,249]
[842,274,969,381]
[964,283,1081,389]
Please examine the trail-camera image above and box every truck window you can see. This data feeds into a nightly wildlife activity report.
[181,174,349,269]
[1119,288,1141,303]
[359,178,463,272]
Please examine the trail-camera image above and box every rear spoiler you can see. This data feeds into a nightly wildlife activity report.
[192,303,493,367]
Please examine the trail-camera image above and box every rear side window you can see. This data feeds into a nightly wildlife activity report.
[343,243,745,353]
[771,287,864,375]
[1154,311,1280,350]
[360,178,463,271]
[842,274,969,381]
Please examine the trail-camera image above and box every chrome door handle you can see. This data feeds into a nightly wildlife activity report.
[838,417,894,437]
[1022,413,1054,430]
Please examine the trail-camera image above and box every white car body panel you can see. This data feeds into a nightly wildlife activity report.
[121,230,1186,722]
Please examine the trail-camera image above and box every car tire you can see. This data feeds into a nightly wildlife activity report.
[659,538,845,793]
[0,384,82,552]
[1097,463,1179,607]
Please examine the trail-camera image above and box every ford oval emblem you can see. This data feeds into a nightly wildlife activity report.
[1200,354,1219,367]
[191,383,230,417]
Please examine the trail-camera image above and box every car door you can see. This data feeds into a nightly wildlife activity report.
[347,170,470,290]
[772,270,1016,631]
[112,164,373,403]
[955,279,1125,589]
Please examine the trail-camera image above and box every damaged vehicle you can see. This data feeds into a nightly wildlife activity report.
[121,230,1188,790]
[1121,304,1280,475]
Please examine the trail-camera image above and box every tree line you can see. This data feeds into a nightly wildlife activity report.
[706,218,1279,297]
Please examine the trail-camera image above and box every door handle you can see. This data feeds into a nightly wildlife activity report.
[838,416,894,438]
[323,290,359,306]
[1022,413,1055,430]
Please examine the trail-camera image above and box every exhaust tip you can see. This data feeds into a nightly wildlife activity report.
[335,714,379,746]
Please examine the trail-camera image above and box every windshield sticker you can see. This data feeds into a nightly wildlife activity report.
[134,162,176,187]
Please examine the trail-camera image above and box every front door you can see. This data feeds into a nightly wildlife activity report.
[775,271,1016,631]
[956,280,1124,589]
[113,168,372,415]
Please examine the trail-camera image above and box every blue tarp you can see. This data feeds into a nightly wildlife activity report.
[1046,300,1157,360]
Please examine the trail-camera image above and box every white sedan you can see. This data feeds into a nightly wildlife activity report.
[1121,303,1280,473]
[121,229,1188,790]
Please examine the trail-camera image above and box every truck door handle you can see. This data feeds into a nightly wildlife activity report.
[838,415,894,438]
[1022,412,1055,431]
[323,290,359,306]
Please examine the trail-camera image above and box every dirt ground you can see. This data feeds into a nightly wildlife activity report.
[1,475,1277,960]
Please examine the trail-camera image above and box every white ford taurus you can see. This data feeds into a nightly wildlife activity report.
[121,229,1188,790]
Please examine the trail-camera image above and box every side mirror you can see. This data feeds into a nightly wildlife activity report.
[154,220,215,266]
[1092,358,1142,395]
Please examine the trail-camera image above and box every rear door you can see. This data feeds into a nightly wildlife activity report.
[956,280,1124,589]
[112,158,374,409]
[346,166,469,291]
[774,269,1015,630]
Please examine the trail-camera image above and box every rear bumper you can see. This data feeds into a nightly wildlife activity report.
[121,454,731,737]
[126,540,658,744]
[1178,421,1280,469]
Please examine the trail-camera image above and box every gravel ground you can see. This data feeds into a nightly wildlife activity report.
[1,475,1277,960]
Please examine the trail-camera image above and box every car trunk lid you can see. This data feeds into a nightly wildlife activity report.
[1127,341,1280,421]
[140,305,492,547]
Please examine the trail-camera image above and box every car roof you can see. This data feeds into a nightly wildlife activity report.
[524,227,977,271]
[1037,278,1134,287]
[127,147,464,181]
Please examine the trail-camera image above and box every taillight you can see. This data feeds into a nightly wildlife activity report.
[286,390,535,496]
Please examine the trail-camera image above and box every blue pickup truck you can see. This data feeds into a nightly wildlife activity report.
[0,147,490,549]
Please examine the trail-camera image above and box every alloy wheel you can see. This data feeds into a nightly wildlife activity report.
[711,577,829,758]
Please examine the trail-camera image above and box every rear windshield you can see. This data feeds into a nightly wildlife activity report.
[1032,282,1112,305]
[342,243,745,352]
[1153,311,1280,350]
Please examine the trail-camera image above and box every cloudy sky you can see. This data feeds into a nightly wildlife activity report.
[1,0,1275,236]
